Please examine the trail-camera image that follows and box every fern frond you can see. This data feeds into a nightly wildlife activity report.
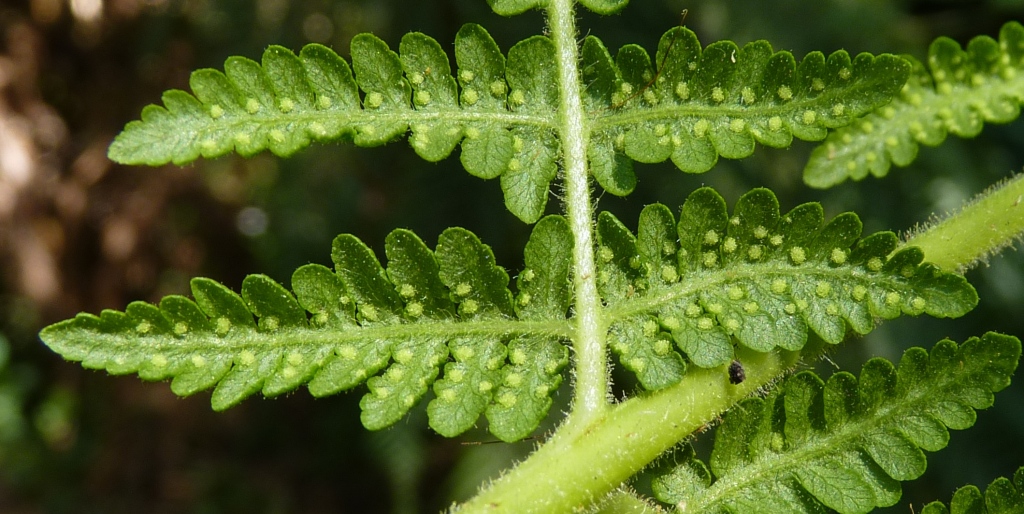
[921,466,1024,514]
[602,187,977,384]
[39,217,572,442]
[486,0,627,16]
[805,21,1024,188]
[110,23,910,219]
[584,28,910,193]
[651,333,1021,514]
[109,25,559,223]
[486,0,547,16]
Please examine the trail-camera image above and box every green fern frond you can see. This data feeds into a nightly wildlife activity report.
[109,23,910,220]
[109,25,559,223]
[577,0,628,15]
[601,187,977,385]
[584,27,910,193]
[486,0,627,16]
[921,466,1024,514]
[39,217,572,442]
[486,0,547,16]
[651,333,1021,514]
[805,21,1024,188]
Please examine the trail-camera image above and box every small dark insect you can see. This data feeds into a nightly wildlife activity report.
[728,359,745,385]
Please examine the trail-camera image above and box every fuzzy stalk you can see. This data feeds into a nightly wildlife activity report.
[547,0,607,420]
[905,173,1024,272]
[592,489,661,513]
[456,347,802,513]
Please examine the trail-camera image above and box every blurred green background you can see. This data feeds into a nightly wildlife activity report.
[0,0,1023,512]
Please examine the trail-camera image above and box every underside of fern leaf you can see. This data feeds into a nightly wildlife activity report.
[108,23,909,220]
[652,332,1021,514]
[601,187,977,389]
[805,21,1024,188]
[922,466,1024,514]
[39,185,978,434]
[110,24,560,223]
[584,27,910,194]
[39,217,573,442]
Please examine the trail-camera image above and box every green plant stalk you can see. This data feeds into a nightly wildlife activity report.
[905,173,1024,272]
[593,489,660,513]
[454,4,804,510]
[548,0,608,421]
[456,347,802,513]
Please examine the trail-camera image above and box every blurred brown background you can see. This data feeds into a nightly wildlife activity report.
[1,0,1024,512]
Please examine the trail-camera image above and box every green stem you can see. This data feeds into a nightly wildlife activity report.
[905,173,1024,272]
[456,347,802,512]
[592,489,661,513]
[548,0,607,420]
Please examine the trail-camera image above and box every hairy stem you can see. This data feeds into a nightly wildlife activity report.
[548,0,607,420]
[456,347,802,512]
[592,489,661,513]
[905,173,1024,272]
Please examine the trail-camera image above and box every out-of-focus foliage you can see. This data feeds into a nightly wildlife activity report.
[0,333,35,475]
[2,0,1023,512]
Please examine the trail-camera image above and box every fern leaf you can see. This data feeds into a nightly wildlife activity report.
[602,187,977,383]
[486,0,627,16]
[609,315,687,390]
[110,23,911,220]
[805,21,1024,187]
[921,466,1024,514]
[108,25,560,222]
[577,0,628,15]
[651,333,1021,514]
[516,214,574,321]
[39,219,572,440]
[584,28,910,193]
[486,0,547,16]
[485,335,567,442]
[500,36,560,222]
